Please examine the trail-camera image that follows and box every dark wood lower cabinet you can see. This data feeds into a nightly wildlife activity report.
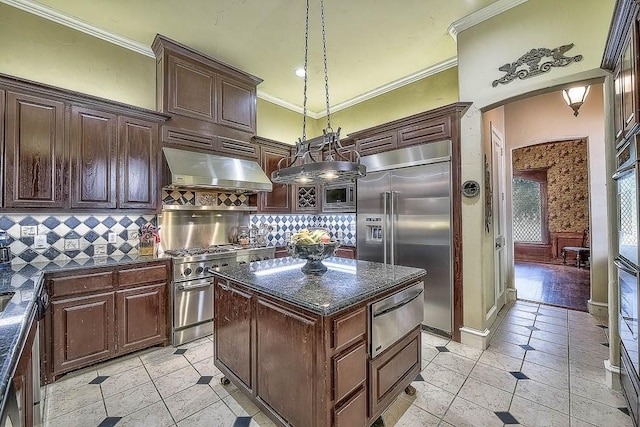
[621,343,640,426]
[13,311,37,427]
[117,283,167,355]
[214,278,252,389]
[51,292,116,375]
[43,261,170,382]
[212,276,420,427]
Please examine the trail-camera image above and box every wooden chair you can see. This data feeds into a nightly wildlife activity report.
[562,228,590,268]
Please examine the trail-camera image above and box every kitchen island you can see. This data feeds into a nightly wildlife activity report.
[211,256,426,427]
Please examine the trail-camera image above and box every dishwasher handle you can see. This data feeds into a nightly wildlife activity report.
[373,288,424,318]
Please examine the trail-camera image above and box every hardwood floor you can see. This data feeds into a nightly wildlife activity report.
[515,261,590,311]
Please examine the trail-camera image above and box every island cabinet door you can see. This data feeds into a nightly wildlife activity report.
[256,298,317,427]
[51,292,116,375]
[116,283,167,355]
[214,278,252,389]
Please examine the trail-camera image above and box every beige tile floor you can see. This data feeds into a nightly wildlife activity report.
[40,300,632,427]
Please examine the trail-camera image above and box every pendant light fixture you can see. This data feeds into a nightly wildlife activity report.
[271,0,366,185]
[562,85,590,117]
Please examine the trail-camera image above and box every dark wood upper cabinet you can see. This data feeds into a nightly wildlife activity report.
[70,106,117,208]
[4,91,65,208]
[216,76,256,133]
[256,137,291,213]
[167,55,216,122]
[118,116,158,210]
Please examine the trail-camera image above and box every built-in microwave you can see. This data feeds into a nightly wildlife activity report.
[323,183,356,212]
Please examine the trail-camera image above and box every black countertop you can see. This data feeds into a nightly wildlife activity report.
[213,257,426,315]
[0,254,170,417]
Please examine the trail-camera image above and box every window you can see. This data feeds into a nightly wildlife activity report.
[512,170,548,243]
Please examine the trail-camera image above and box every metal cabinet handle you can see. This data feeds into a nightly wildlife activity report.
[373,289,424,318]
[615,258,638,276]
[218,280,230,291]
[177,280,213,291]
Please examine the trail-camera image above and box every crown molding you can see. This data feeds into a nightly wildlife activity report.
[448,0,528,41]
[1,0,155,57]
[258,56,458,119]
[6,0,457,118]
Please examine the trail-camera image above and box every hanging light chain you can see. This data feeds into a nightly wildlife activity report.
[301,0,310,144]
[320,0,331,132]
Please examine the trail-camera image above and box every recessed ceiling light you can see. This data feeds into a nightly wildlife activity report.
[294,68,306,77]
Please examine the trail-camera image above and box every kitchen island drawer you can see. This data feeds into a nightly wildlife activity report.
[334,386,366,427]
[333,307,366,352]
[333,341,366,402]
[49,271,114,298]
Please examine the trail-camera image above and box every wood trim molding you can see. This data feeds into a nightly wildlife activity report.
[601,0,640,70]
[447,0,529,40]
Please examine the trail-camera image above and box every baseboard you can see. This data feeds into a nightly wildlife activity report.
[459,326,491,350]
[605,359,621,391]
[506,288,517,301]
[588,299,608,317]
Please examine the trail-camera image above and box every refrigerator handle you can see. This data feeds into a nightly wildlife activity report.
[390,191,396,265]
[383,191,390,264]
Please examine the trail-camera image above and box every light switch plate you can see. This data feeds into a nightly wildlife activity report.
[127,230,139,240]
[64,239,79,251]
[21,226,37,237]
[33,235,48,249]
[94,244,107,256]
[108,232,117,244]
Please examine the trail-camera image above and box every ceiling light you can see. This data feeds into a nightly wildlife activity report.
[562,85,590,117]
[271,0,366,186]
[294,68,306,77]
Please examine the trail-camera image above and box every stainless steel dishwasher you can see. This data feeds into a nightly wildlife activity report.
[370,281,424,358]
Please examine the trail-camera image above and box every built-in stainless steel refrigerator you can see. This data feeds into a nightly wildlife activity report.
[357,141,452,335]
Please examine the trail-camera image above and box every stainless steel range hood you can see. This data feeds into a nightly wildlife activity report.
[163,147,273,193]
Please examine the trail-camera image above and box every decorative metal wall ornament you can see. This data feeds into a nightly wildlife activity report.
[492,43,583,87]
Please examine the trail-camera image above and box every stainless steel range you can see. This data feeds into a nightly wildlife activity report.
[164,244,275,345]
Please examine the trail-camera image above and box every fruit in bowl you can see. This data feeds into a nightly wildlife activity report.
[288,229,340,274]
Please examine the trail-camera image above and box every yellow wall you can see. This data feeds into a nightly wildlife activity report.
[256,99,303,145]
[0,4,156,110]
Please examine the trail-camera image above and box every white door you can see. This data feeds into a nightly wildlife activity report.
[492,124,507,309]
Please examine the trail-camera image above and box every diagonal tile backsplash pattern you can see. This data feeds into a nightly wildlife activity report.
[250,213,356,246]
[0,214,156,264]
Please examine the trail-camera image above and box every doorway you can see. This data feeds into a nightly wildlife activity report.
[511,139,591,311]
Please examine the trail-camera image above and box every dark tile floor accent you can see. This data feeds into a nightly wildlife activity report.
[515,261,590,311]
[519,344,535,351]
[525,325,540,331]
[97,417,122,427]
[436,346,449,352]
[173,348,187,355]
[197,375,213,384]
[233,416,252,427]
[602,342,610,348]
[510,371,529,380]
[495,411,519,424]
[415,374,425,381]
[89,375,109,384]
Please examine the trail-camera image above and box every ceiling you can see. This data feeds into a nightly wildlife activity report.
[16,0,502,114]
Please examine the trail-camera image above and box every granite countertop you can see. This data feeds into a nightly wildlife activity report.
[213,256,426,315]
[0,254,170,417]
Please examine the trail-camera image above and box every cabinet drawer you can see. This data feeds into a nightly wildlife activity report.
[397,116,451,148]
[118,264,168,288]
[333,342,366,403]
[333,307,366,352]
[49,271,114,298]
[334,386,366,427]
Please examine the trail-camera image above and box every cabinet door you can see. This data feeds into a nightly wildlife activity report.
[623,32,637,132]
[116,283,167,354]
[118,116,158,209]
[70,106,117,208]
[13,315,36,427]
[615,63,625,142]
[259,146,291,213]
[216,136,259,160]
[5,92,65,208]
[356,131,397,156]
[167,55,216,122]
[0,90,4,206]
[216,76,256,133]
[397,116,451,148]
[256,299,316,427]
[51,292,115,375]
[214,279,252,388]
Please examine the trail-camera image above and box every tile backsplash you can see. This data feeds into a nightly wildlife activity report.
[250,214,356,246]
[0,214,156,264]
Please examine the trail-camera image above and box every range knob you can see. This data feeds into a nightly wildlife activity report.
[195,266,204,274]
[263,256,270,260]
[239,261,247,265]
[222,263,229,267]
[183,267,192,276]
[211,264,219,269]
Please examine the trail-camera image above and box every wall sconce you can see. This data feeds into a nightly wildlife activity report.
[562,85,590,117]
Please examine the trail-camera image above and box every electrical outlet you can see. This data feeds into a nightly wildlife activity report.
[34,235,48,249]
[64,238,79,251]
[20,226,37,237]
[108,232,117,244]
[94,244,107,256]
[127,230,139,240]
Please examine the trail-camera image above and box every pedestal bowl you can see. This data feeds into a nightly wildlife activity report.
[287,241,340,275]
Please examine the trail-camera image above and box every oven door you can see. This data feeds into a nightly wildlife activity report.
[617,257,640,375]
[174,278,214,329]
